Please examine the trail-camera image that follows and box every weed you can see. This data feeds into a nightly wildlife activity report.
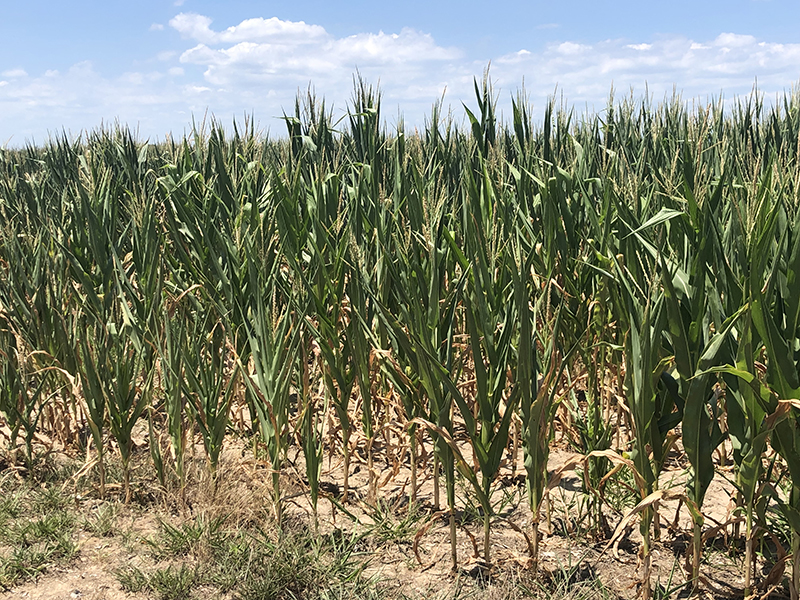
[117,563,205,600]
[364,497,425,545]
[601,465,639,515]
[234,526,371,600]
[0,533,75,586]
[115,564,149,593]
[0,480,77,587]
[32,486,71,513]
[145,514,227,560]
[527,555,613,600]
[82,502,119,537]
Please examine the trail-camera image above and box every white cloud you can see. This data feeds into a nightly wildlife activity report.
[167,13,463,118]
[169,13,327,45]
[150,23,165,31]
[2,17,800,144]
[490,33,800,109]
[556,42,590,56]
[177,28,460,87]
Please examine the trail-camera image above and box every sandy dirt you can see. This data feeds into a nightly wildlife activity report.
[0,429,764,600]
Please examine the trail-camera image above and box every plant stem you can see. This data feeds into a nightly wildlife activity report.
[123,459,131,504]
[744,504,753,598]
[641,509,652,600]
[792,529,800,600]
[433,454,440,510]
[449,510,457,571]
[483,507,491,564]
[367,436,375,503]
[692,519,702,594]
[273,469,282,529]
[98,447,106,500]
[342,430,350,503]
[410,428,417,505]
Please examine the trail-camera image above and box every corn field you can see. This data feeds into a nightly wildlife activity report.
[4,76,800,598]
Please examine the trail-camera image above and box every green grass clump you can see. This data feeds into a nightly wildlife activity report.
[117,513,380,600]
[117,563,205,600]
[0,478,77,586]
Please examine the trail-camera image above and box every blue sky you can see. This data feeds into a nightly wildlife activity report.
[2,0,800,145]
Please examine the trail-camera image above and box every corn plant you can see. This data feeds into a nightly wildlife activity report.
[0,312,48,464]
[0,222,78,463]
[240,213,301,527]
[155,294,188,489]
[448,152,521,564]
[183,306,237,478]
[373,150,439,506]
[345,81,394,498]
[512,249,564,569]
[298,327,326,526]
[742,178,800,600]
[614,267,669,600]
[377,199,464,570]
[656,163,734,588]
[711,172,796,593]
[281,164,358,502]
[61,164,130,497]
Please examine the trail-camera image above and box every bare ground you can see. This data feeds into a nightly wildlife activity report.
[1,426,772,600]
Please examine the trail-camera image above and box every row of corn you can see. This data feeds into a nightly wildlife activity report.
[3,77,800,597]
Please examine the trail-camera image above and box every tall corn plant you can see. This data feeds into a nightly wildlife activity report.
[554,158,618,538]
[610,139,733,587]
[656,165,737,589]
[279,161,358,503]
[282,103,355,515]
[614,266,670,600]
[62,160,134,498]
[713,169,793,595]
[375,142,444,506]
[742,175,800,600]
[183,305,237,478]
[274,102,363,507]
[158,297,188,490]
[110,190,163,497]
[507,93,597,558]
[0,183,80,461]
[345,80,393,494]
[511,243,563,570]
[240,204,301,528]
[377,195,464,570]
[455,157,520,565]
[0,235,59,464]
